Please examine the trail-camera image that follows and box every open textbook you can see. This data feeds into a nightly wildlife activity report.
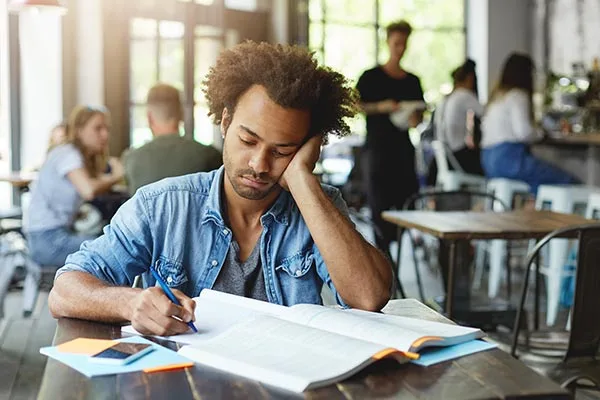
[390,100,427,129]
[122,290,485,392]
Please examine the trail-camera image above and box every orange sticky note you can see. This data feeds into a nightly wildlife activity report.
[143,362,195,373]
[56,338,117,356]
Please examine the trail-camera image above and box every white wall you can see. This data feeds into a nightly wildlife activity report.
[19,11,63,170]
[0,2,10,162]
[466,0,488,100]
[270,0,289,43]
[487,0,530,94]
[0,2,11,208]
[467,0,531,102]
[76,0,104,106]
[535,0,600,74]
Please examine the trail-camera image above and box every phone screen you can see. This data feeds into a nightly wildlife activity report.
[91,343,152,361]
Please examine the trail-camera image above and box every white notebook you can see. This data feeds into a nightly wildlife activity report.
[122,290,484,392]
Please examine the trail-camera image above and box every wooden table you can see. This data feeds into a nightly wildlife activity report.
[382,210,592,322]
[38,299,569,400]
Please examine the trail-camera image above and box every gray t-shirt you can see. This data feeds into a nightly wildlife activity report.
[212,239,269,301]
[24,144,84,232]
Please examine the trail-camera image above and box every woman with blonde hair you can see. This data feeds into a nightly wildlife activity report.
[24,105,124,266]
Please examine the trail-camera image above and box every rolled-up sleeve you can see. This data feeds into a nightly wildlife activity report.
[55,192,154,286]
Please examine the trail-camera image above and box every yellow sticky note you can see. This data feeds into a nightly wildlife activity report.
[56,338,117,356]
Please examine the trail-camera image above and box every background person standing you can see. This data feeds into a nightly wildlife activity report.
[357,20,424,252]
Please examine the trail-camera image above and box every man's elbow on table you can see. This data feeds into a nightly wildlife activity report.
[343,278,392,312]
[48,276,70,319]
[346,292,390,313]
[48,271,90,319]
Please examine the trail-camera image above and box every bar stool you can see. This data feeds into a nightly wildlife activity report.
[431,141,486,191]
[0,205,57,318]
[484,178,531,298]
[535,184,600,326]
[586,192,600,219]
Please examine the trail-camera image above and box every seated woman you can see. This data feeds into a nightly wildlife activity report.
[481,53,577,194]
[434,59,484,175]
[24,105,124,266]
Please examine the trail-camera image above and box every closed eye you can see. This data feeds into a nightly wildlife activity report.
[239,137,255,146]
[273,149,294,158]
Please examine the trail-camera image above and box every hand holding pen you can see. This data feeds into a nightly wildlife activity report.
[150,266,198,333]
[128,268,197,336]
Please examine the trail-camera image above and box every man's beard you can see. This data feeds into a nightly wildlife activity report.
[226,168,279,200]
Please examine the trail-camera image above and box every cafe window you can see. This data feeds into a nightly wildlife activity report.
[129,18,186,148]
[126,0,230,149]
[309,0,465,133]
[129,17,224,148]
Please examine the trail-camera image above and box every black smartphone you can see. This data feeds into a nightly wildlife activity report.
[89,342,154,365]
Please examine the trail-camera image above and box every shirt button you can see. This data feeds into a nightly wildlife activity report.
[222,229,229,235]
[211,260,218,267]
[166,276,173,283]
[295,270,302,277]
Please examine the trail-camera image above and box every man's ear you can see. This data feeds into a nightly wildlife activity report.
[147,110,154,128]
[220,108,231,137]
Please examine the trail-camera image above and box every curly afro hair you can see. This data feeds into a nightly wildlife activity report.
[203,41,358,140]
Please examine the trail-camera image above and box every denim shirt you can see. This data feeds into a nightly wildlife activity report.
[59,167,349,307]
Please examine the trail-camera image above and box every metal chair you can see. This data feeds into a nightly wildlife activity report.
[511,223,600,392]
[401,190,509,302]
[430,140,486,191]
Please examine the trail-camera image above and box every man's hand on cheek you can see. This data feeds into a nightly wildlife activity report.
[279,135,323,191]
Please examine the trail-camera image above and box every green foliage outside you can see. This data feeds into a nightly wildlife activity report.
[309,0,465,134]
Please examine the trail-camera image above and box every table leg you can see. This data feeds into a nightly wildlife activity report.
[446,240,457,319]
[395,227,406,299]
[534,251,540,331]
[506,242,512,300]
[587,146,597,185]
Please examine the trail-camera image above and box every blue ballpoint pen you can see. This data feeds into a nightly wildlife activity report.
[149,266,198,333]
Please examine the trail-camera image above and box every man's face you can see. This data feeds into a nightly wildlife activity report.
[221,85,311,201]
[387,31,409,62]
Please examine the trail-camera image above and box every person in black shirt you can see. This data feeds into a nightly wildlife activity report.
[356,20,424,252]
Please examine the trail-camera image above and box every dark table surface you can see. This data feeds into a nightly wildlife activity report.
[38,299,570,400]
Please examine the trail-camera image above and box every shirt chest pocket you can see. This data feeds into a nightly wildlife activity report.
[275,250,315,278]
[155,257,189,291]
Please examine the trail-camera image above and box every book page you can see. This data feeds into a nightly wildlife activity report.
[282,304,483,352]
[178,315,405,393]
[121,289,287,345]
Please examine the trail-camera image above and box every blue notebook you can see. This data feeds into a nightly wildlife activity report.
[40,336,193,377]
[411,340,498,367]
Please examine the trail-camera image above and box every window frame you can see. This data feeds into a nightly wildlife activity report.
[126,1,226,148]
[308,0,467,105]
